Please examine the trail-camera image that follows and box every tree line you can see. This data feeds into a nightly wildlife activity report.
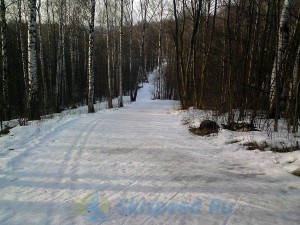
[1,0,300,133]
[0,0,156,124]
[166,0,300,133]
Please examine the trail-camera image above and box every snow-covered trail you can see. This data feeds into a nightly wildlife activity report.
[0,83,300,225]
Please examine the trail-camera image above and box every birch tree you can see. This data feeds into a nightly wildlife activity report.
[160,0,165,99]
[88,0,96,113]
[111,0,118,98]
[269,0,297,131]
[28,0,40,120]
[118,0,124,107]
[127,0,134,102]
[156,0,165,99]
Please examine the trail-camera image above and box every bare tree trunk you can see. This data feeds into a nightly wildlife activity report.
[226,0,233,124]
[1,0,8,119]
[75,35,80,102]
[140,0,148,83]
[198,1,217,108]
[38,0,48,113]
[70,35,76,105]
[293,47,300,133]
[61,13,66,108]
[55,0,66,112]
[172,0,184,108]
[105,0,113,109]
[56,1,63,112]
[88,0,95,113]
[157,0,164,99]
[269,0,296,131]
[118,0,123,107]
[28,0,40,120]
[131,0,149,102]
[84,31,88,102]
[46,0,54,112]
[129,0,134,101]
[112,0,118,98]
[186,0,201,107]
[18,0,29,108]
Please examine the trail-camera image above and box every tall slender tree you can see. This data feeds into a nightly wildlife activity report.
[128,0,134,102]
[69,1,77,108]
[118,0,124,107]
[38,0,48,113]
[28,0,40,120]
[1,0,8,120]
[55,0,66,112]
[88,0,96,113]
[105,0,113,109]
[18,0,28,105]
[269,0,298,131]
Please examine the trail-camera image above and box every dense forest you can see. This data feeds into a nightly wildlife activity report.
[0,0,300,132]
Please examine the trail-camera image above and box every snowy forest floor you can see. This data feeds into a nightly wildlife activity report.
[0,76,300,225]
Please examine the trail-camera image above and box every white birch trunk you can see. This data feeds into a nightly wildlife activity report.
[129,0,133,101]
[140,0,148,83]
[112,0,118,98]
[157,0,164,99]
[28,0,40,119]
[269,0,295,109]
[118,0,124,107]
[88,0,95,113]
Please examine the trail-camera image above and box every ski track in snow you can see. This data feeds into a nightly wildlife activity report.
[0,82,300,225]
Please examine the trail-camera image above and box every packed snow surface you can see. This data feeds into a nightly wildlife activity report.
[0,80,300,225]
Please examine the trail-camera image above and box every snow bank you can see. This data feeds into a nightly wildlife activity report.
[180,107,300,176]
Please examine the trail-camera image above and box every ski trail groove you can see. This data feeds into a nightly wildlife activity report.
[0,85,300,225]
